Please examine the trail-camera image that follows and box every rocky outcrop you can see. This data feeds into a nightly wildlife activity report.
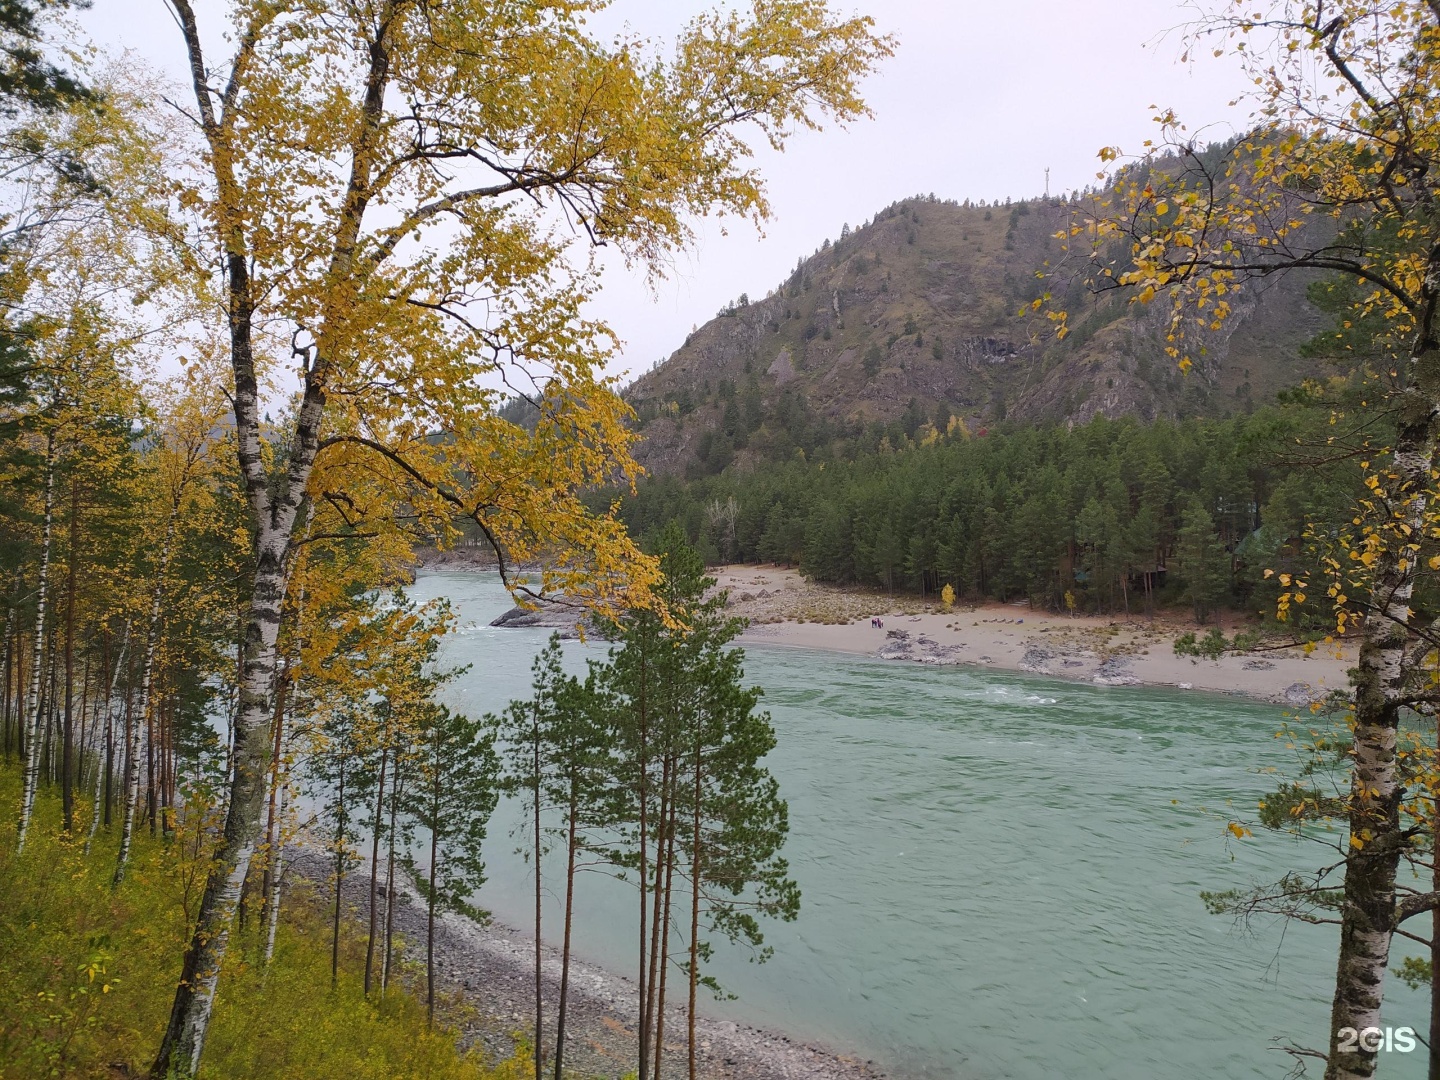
[1092,657,1140,686]
[624,196,1325,479]
[876,629,965,665]
[490,598,594,639]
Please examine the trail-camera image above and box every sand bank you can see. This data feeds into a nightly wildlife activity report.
[711,565,1351,706]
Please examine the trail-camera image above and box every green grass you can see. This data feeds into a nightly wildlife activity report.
[0,762,520,1080]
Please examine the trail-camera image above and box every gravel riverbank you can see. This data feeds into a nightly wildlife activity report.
[288,849,888,1080]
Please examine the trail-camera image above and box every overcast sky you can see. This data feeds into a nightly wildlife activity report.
[78,1,1255,386]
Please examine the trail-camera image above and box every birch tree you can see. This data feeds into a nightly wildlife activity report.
[148,3,891,1074]
[1052,5,1440,1076]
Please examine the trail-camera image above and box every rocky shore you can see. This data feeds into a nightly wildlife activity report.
[289,849,886,1080]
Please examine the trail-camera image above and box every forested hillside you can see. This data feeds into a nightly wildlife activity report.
[616,391,1372,624]
[624,186,1328,478]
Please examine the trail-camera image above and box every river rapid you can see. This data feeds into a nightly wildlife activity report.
[407,571,1427,1080]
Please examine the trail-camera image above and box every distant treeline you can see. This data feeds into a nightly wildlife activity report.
[614,403,1368,620]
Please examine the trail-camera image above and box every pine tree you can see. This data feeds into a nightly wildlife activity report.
[1176,505,1229,624]
[598,524,798,1080]
[404,703,499,1025]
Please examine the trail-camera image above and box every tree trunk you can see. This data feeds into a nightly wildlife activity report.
[332,750,347,989]
[364,743,387,995]
[1431,783,1440,1080]
[17,435,55,853]
[259,663,289,948]
[42,638,54,785]
[381,759,401,996]
[75,650,93,799]
[159,687,174,838]
[555,785,578,1080]
[61,478,78,832]
[1323,369,1437,1080]
[646,756,673,1069]
[653,768,679,1080]
[262,773,287,967]
[151,490,308,1075]
[427,773,441,1027]
[146,676,157,836]
[84,630,117,855]
[115,513,175,885]
[148,0,409,1059]
[688,737,702,1080]
[637,647,650,1080]
[533,709,544,1080]
[2,612,14,763]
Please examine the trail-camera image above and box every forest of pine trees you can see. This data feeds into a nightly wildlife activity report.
[617,399,1369,622]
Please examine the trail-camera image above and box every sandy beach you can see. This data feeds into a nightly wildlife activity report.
[710,565,1351,707]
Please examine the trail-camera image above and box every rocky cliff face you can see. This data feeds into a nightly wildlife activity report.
[624,194,1326,476]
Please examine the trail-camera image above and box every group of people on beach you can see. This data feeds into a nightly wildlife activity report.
[870,616,885,629]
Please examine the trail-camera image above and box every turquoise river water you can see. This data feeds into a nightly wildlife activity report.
[407,571,1428,1080]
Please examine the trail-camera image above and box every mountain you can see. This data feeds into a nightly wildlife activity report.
[623,193,1327,477]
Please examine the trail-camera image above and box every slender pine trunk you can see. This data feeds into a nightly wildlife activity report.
[364,743,388,996]
[645,757,672,1065]
[533,707,543,1080]
[332,751,347,989]
[687,737,702,1080]
[637,648,651,1080]
[653,769,678,1080]
[381,760,401,996]
[1430,780,1440,1080]
[17,436,56,853]
[555,784,578,1080]
[427,771,441,1027]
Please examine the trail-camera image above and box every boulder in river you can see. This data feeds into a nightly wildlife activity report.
[490,598,595,639]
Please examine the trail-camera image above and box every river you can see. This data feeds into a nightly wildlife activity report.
[407,571,1427,1080]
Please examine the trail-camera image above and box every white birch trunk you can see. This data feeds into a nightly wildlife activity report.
[113,515,175,886]
[1324,320,1440,1076]
[17,436,56,853]
[87,625,129,855]
[153,2,397,1072]
[262,770,287,966]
